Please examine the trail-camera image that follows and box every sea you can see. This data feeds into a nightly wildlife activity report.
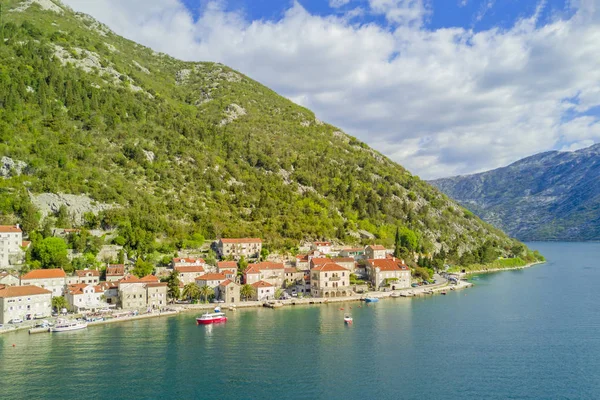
[0,242,599,400]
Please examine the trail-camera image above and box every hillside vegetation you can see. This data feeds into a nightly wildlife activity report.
[431,144,600,241]
[0,0,537,269]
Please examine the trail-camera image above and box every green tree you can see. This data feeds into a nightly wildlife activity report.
[240,284,256,301]
[182,282,201,302]
[274,288,284,299]
[199,285,214,303]
[393,226,402,258]
[237,256,248,275]
[165,270,181,301]
[205,249,216,266]
[31,237,68,269]
[131,257,153,278]
[51,296,68,311]
[55,205,71,228]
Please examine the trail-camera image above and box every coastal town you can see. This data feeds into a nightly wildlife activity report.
[0,224,470,333]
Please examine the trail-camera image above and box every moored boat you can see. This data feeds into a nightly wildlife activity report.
[196,312,227,325]
[344,315,353,324]
[50,319,87,332]
[390,292,401,298]
[364,297,379,303]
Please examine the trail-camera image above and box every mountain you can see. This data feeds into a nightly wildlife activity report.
[430,144,600,241]
[0,0,532,265]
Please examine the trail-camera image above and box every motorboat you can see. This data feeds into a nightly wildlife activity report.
[196,312,227,325]
[390,292,401,298]
[344,315,353,324]
[50,319,88,332]
[364,297,379,303]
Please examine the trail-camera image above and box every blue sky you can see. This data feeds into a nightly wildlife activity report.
[61,0,600,178]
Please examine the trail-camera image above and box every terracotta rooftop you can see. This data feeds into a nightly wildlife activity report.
[218,279,235,287]
[22,241,31,248]
[196,273,227,281]
[284,267,299,273]
[175,266,205,273]
[217,261,238,269]
[0,285,51,298]
[367,245,386,250]
[146,282,168,288]
[311,263,348,272]
[106,266,125,276]
[98,281,118,290]
[21,268,66,280]
[247,262,285,271]
[173,257,205,264]
[251,280,273,288]
[313,241,331,246]
[119,275,144,284]
[75,269,100,277]
[220,238,262,244]
[368,258,409,271]
[140,275,160,283]
[0,225,22,233]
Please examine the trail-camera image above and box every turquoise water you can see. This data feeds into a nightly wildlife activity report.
[1,242,600,399]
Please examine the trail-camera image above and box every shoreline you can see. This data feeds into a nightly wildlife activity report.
[459,260,546,276]
[1,279,473,336]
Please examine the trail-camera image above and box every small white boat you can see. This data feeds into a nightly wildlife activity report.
[344,315,353,324]
[390,292,401,298]
[196,312,227,325]
[50,319,88,332]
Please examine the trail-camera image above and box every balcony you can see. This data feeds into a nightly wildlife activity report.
[329,276,341,281]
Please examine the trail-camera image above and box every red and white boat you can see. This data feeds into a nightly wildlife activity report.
[196,312,227,325]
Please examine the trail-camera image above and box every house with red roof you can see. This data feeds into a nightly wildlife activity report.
[243,262,285,288]
[118,275,147,310]
[146,282,168,309]
[195,273,227,289]
[171,257,206,268]
[366,257,411,290]
[217,238,262,259]
[106,264,126,282]
[67,269,100,285]
[20,268,67,297]
[216,279,240,304]
[0,225,24,268]
[65,283,107,312]
[310,257,356,273]
[250,280,275,301]
[175,266,206,285]
[365,245,387,260]
[0,285,52,324]
[0,271,19,287]
[310,263,351,298]
[311,241,332,254]
[217,261,238,280]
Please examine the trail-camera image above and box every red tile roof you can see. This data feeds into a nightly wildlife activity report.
[332,257,355,263]
[140,275,160,283]
[313,241,331,246]
[251,280,273,288]
[295,254,309,261]
[196,273,227,281]
[311,263,348,272]
[107,265,125,276]
[367,245,386,250]
[0,285,51,298]
[219,279,234,287]
[368,258,409,271]
[0,225,22,233]
[21,268,66,280]
[173,257,205,264]
[244,267,260,275]
[220,238,262,244]
[75,269,100,277]
[98,281,118,290]
[175,266,205,273]
[247,262,284,271]
[217,261,238,269]
[284,268,299,273]
[119,275,144,284]
[21,241,31,248]
[146,282,168,288]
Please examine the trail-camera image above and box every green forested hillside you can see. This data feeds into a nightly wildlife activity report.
[0,0,535,266]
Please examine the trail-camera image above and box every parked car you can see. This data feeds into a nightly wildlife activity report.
[9,318,23,324]
[411,283,419,288]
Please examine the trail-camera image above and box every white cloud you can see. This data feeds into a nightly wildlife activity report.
[60,0,600,179]
[329,0,350,8]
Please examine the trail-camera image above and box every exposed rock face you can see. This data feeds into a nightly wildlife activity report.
[430,143,600,241]
[1,157,28,178]
[219,104,247,126]
[30,192,117,225]
[10,0,63,14]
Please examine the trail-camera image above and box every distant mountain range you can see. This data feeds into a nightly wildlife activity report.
[430,144,600,241]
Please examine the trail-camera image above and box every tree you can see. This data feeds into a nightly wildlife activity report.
[260,247,269,261]
[393,226,402,258]
[240,284,256,301]
[55,205,71,228]
[51,296,67,312]
[237,256,248,275]
[274,288,284,300]
[182,282,201,302]
[31,237,68,269]
[165,270,181,301]
[199,285,214,303]
[132,257,153,278]
[205,249,216,266]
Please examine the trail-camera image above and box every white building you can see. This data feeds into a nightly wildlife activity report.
[65,283,107,312]
[20,268,66,297]
[0,225,24,268]
[217,238,262,259]
[251,280,275,301]
[366,258,411,290]
[172,257,206,268]
[310,263,351,298]
[311,241,332,254]
[0,271,20,287]
[67,269,100,285]
[175,266,206,285]
[365,245,387,260]
[195,273,227,289]
[146,282,168,309]
[0,285,52,323]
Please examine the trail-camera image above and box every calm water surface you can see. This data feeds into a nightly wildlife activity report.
[1,242,599,399]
